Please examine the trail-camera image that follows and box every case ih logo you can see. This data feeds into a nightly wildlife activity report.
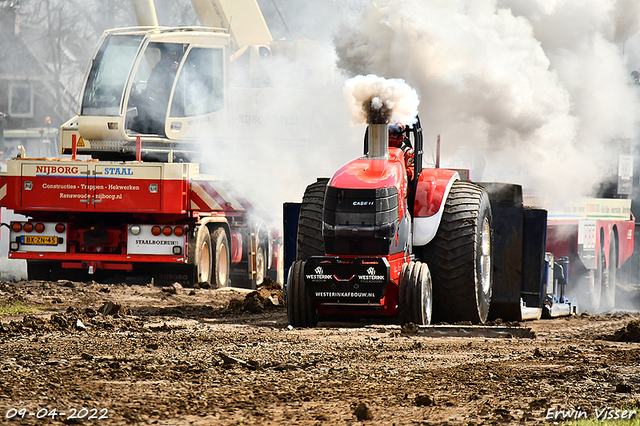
[36,165,80,175]
[353,201,374,206]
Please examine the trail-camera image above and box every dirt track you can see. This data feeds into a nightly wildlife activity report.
[1,278,640,425]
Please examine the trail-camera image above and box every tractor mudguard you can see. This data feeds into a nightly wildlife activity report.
[412,169,459,246]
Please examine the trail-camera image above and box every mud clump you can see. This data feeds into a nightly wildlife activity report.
[100,301,130,316]
[227,278,285,313]
[611,319,640,342]
[415,394,435,406]
[353,402,374,421]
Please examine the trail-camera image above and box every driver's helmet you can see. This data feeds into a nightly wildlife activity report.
[388,122,405,147]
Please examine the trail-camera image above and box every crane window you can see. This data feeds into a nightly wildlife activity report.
[9,84,33,117]
[129,43,163,99]
[127,42,185,135]
[170,47,224,118]
[81,34,143,116]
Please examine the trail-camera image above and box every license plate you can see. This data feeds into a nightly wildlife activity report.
[21,235,59,246]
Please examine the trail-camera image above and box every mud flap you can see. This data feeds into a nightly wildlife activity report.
[230,262,254,289]
[152,263,194,287]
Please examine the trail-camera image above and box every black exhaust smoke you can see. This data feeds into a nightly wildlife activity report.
[343,75,420,159]
[364,96,390,158]
[363,95,393,124]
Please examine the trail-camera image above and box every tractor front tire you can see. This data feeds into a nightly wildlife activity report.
[297,178,329,261]
[424,181,493,324]
[286,260,319,327]
[398,261,432,326]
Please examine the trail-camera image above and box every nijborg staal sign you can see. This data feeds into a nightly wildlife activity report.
[34,166,135,176]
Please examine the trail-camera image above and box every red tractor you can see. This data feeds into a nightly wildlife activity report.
[286,117,494,327]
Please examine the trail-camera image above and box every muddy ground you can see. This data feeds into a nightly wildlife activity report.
[1,278,640,425]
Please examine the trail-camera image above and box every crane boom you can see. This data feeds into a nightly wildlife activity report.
[190,0,272,50]
[132,0,159,27]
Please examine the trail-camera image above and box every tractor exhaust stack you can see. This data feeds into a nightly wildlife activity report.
[368,123,389,159]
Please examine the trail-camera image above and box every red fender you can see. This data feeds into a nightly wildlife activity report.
[412,168,459,246]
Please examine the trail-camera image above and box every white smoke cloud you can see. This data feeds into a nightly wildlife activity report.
[333,0,640,202]
[343,74,420,125]
[198,42,362,219]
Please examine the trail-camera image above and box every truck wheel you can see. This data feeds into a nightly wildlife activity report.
[398,262,432,326]
[195,226,212,286]
[211,227,231,288]
[601,238,617,312]
[267,245,285,285]
[424,181,493,324]
[297,178,329,260]
[576,250,601,313]
[286,260,319,327]
[276,245,285,284]
[583,268,601,313]
[255,242,267,286]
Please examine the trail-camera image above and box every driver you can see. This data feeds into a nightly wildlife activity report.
[389,122,415,180]
[147,45,181,108]
[136,44,183,135]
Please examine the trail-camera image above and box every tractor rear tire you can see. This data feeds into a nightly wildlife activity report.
[211,227,231,288]
[424,181,493,324]
[296,178,329,261]
[398,261,432,326]
[286,260,319,327]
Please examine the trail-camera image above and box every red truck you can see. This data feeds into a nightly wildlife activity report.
[545,198,635,313]
[0,26,283,288]
[0,158,280,287]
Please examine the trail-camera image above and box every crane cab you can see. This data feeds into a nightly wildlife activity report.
[61,27,231,160]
